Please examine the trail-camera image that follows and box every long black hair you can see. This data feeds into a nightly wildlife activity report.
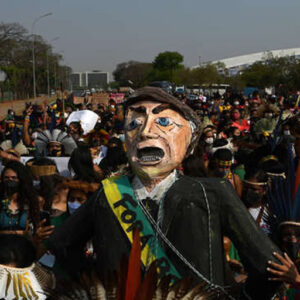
[68,143,99,183]
[1,161,40,228]
[39,174,65,212]
[0,234,36,267]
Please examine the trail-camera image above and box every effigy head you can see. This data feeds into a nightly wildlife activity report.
[124,87,201,180]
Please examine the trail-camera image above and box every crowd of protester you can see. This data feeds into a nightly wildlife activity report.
[1,88,300,299]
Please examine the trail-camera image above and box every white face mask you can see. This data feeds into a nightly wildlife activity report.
[119,134,125,142]
[284,130,290,135]
[265,113,273,119]
[234,101,239,106]
[31,132,38,140]
[205,137,214,144]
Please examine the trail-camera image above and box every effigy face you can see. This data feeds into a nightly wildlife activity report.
[125,100,192,180]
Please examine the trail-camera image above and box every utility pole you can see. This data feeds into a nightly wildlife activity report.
[31,12,52,99]
[47,37,59,98]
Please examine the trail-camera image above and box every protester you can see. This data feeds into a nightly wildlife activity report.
[48,87,287,299]
[1,83,300,299]
[0,161,39,235]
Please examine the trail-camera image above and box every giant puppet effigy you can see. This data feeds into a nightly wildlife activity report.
[49,87,284,299]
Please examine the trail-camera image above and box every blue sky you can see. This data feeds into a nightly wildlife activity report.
[1,0,300,78]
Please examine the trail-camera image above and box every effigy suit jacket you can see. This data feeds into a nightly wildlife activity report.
[49,175,281,299]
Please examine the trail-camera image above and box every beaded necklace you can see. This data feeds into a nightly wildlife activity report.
[0,197,27,229]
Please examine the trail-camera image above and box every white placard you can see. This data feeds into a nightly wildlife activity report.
[66,110,99,135]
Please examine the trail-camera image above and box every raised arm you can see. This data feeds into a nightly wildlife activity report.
[23,106,32,146]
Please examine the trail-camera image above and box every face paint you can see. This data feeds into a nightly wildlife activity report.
[125,101,192,180]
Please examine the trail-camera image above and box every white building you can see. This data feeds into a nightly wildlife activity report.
[193,48,300,76]
[70,71,109,88]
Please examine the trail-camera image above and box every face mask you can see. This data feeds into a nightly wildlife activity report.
[284,130,290,135]
[31,132,38,140]
[71,133,80,141]
[205,137,214,144]
[119,134,125,142]
[33,180,40,187]
[68,201,81,215]
[242,189,261,207]
[265,113,273,119]
[4,180,20,196]
[50,150,62,157]
[234,101,239,106]
[283,242,300,262]
[10,112,14,116]
[215,170,226,178]
[232,112,240,120]
[210,101,214,105]
[92,139,101,147]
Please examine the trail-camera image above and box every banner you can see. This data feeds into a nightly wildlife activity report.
[110,93,125,104]
[91,93,110,105]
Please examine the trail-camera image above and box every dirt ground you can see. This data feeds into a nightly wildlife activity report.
[0,96,55,119]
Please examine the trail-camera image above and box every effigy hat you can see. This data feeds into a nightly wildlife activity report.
[124,87,201,154]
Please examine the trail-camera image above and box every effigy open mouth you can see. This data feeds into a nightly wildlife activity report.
[137,147,165,163]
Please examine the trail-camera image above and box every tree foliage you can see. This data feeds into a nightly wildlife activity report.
[0,22,71,100]
[113,61,152,88]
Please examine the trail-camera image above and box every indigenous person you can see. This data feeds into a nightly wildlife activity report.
[0,234,55,300]
[49,87,285,299]
[0,161,39,235]
[209,148,243,197]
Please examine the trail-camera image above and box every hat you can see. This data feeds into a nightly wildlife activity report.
[124,87,201,154]
[125,87,200,128]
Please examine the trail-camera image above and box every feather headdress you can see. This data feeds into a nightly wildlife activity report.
[34,129,77,156]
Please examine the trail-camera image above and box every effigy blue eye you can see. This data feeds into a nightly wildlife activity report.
[128,119,139,130]
[157,117,171,127]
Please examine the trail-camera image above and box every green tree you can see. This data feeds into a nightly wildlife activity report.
[113,61,152,88]
[191,64,222,85]
[0,22,71,100]
[152,51,184,81]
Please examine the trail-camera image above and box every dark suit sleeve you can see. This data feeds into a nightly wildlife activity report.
[48,189,100,277]
[219,180,282,300]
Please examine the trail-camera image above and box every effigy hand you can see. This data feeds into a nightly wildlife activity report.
[267,252,300,284]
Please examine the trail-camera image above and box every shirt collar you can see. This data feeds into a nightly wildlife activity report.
[132,170,178,203]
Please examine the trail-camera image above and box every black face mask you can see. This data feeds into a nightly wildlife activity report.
[92,139,101,147]
[4,180,20,196]
[283,242,300,262]
[242,189,262,207]
[50,150,62,157]
[71,133,80,141]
